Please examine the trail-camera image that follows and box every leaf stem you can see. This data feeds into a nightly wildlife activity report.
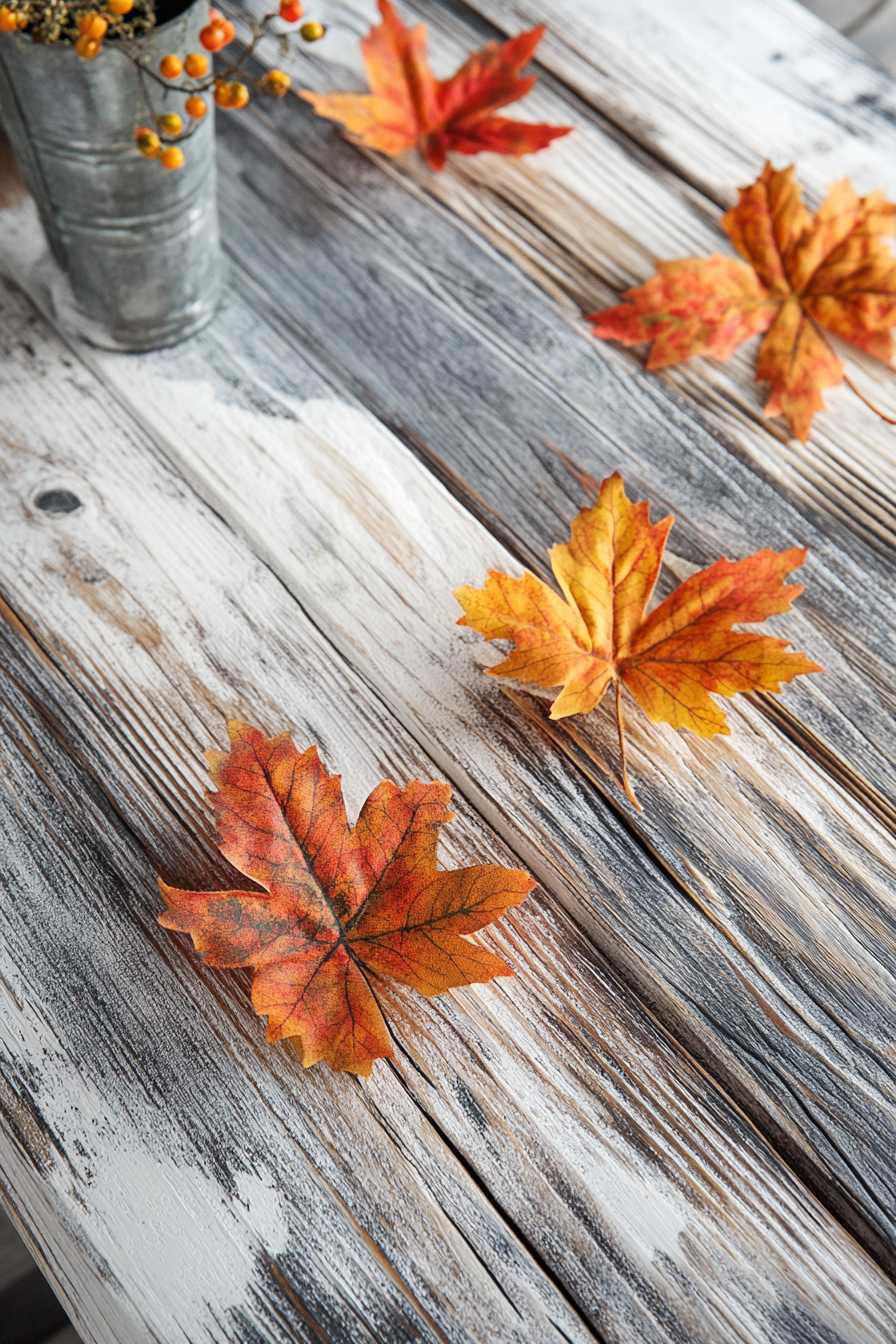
[805,313,896,429]
[841,372,896,426]
[614,679,642,811]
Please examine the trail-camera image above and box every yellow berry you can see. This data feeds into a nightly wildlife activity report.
[0,7,18,31]
[75,33,103,57]
[157,111,183,135]
[299,20,324,40]
[160,145,185,170]
[260,68,291,97]
[134,126,161,158]
[107,0,134,13]
[159,53,182,78]
[184,94,207,118]
[183,51,209,77]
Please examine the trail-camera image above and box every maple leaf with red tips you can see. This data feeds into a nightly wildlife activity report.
[299,0,571,172]
[589,162,896,441]
[159,722,534,1075]
[455,472,822,807]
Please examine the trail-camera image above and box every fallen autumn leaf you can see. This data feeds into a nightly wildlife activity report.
[300,0,571,171]
[455,471,822,807]
[159,722,534,1075]
[590,162,896,441]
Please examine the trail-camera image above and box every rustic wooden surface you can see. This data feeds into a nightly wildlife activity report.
[2,0,896,1340]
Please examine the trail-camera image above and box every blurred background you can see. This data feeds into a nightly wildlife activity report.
[802,0,896,71]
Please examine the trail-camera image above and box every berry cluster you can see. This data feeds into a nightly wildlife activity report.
[0,0,152,46]
[0,0,324,171]
[133,2,325,170]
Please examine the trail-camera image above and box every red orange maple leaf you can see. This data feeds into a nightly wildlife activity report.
[159,722,533,1075]
[299,0,571,172]
[455,472,822,807]
[589,162,896,441]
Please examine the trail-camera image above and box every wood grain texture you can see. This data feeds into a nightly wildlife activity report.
[0,675,593,1344]
[452,0,896,201]
[5,285,894,1342]
[4,18,895,1264]
[388,0,896,546]
[2,0,896,1328]
[205,37,896,828]
[257,0,896,619]
[16,105,896,1274]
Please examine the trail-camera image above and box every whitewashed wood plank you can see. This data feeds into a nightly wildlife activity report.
[5,0,896,1290]
[410,0,896,524]
[275,0,896,556]
[221,101,896,812]
[246,0,896,620]
[5,286,891,1342]
[0,697,596,1344]
[147,2,896,825]
[442,0,896,203]
[26,154,896,1280]
[7,50,896,1259]
[8,11,896,788]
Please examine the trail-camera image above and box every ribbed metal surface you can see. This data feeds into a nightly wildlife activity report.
[0,0,220,350]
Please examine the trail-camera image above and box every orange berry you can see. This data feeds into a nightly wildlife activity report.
[107,0,134,13]
[75,33,103,57]
[184,94,207,118]
[215,79,248,109]
[15,9,26,25]
[160,145,185,170]
[299,20,324,41]
[134,126,161,158]
[260,68,290,97]
[183,51,209,76]
[279,0,302,21]
[0,7,18,31]
[78,12,107,37]
[157,111,183,134]
[199,19,227,50]
[208,6,223,18]
[159,54,182,78]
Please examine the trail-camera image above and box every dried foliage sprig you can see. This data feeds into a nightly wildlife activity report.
[130,3,325,169]
[0,0,326,170]
[0,0,153,48]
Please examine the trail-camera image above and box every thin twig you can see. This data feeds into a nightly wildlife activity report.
[614,679,641,811]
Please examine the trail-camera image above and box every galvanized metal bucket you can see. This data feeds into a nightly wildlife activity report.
[0,0,221,351]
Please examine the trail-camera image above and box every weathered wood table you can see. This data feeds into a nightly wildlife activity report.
[3,1,896,1339]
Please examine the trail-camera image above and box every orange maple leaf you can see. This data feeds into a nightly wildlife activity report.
[589,162,896,441]
[454,472,822,807]
[299,0,571,172]
[159,722,533,1075]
